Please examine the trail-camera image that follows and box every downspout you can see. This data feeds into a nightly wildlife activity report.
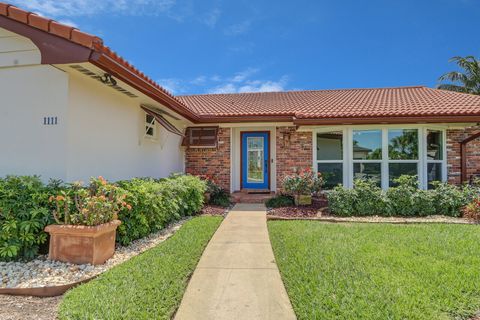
[460,131,480,183]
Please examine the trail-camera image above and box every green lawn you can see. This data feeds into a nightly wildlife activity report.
[59,216,222,320]
[268,221,480,320]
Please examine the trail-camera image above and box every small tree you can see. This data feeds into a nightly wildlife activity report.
[438,56,480,95]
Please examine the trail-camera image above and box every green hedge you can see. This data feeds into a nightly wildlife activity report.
[0,174,206,261]
[116,175,206,245]
[0,176,65,261]
[328,175,478,217]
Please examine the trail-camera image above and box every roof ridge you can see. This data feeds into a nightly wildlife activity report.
[178,86,428,98]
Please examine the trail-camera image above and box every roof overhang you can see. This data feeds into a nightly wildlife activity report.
[293,115,480,126]
[0,8,200,123]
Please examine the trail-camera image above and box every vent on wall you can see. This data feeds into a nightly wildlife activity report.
[69,65,138,98]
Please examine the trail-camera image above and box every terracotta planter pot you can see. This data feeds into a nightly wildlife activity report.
[294,195,312,206]
[45,220,121,265]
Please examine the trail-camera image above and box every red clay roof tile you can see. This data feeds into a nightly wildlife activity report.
[0,3,8,15]
[178,86,480,121]
[49,21,73,39]
[28,14,50,31]
[7,5,27,23]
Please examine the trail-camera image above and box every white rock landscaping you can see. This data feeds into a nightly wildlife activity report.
[0,219,187,289]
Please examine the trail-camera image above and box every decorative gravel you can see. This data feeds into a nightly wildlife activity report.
[0,219,187,289]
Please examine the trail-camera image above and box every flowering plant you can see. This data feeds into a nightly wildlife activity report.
[50,176,130,226]
[463,197,480,223]
[282,168,324,196]
[199,175,221,194]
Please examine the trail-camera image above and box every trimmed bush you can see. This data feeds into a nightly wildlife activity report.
[116,175,205,245]
[328,175,478,217]
[265,194,295,208]
[0,176,64,261]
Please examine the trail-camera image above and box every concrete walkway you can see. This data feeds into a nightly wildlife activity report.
[175,203,296,320]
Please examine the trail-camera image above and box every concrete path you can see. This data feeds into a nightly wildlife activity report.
[175,203,296,320]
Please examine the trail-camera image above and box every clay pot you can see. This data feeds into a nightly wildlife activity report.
[294,195,312,206]
[44,220,121,265]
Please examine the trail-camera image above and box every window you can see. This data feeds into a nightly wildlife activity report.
[316,131,344,189]
[426,130,444,189]
[182,127,219,148]
[314,126,446,190]
[388,129,419,186]
[353,130,382,186]
[145,113,156,138]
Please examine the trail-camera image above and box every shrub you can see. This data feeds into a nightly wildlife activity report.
[0,176,64,261]
[200,175,231,208]
[265,194,294,208]
[431,181,474,217]
[327,179,386,216]
[463,197,480,222]
[116,175,205,245]
[385,182,437,217]
[50,176,129,226]
[327,185,357,216]
[283,168,324,196]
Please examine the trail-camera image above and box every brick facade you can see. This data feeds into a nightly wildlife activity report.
[185,127,231,191]
[276,126,313,191]
[447,125,480,184]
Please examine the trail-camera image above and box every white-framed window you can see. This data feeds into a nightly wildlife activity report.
[315,130,346,189]
[145,113,156,139]
[313,125,446,190]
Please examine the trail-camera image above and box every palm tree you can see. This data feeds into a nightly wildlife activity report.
[438,56,480,95]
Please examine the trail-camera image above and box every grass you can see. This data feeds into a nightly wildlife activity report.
[268,221,480,320]
[58,216,222,320]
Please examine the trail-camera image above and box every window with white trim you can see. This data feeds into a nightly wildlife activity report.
[145,113,156,139]
[315,131,344,189]
[425,129,444,189]
[314,126,446,190]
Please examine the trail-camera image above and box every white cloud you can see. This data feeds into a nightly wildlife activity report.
[201,8,221,28]
[224,20,251,36]
[157,78,185,94]
[230,67,259,83]
[11,0,177,17]
[209,83,238,94]
[156,69,289,95]
[210,76,288,94]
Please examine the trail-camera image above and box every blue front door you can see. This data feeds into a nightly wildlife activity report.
[241,132,269,190]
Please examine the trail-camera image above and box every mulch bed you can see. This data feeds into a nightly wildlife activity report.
[267,206,323,218]
[199,205,230,216]
[267,206,474,224]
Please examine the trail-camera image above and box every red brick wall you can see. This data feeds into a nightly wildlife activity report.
[276,126,313,192]
[447,125,480,184]
[185,127,231,191]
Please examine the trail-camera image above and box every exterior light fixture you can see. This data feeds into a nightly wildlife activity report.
[100,73,117,86]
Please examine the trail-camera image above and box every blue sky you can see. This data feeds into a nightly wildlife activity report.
[12,0,480,95]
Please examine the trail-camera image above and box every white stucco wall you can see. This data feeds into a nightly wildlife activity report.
[0,62,69,180]
[66,71,185,182]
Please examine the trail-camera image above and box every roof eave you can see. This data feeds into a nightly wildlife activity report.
[293,115,480,125]
[89,52,200,123]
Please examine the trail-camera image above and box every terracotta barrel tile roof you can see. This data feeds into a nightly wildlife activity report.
[2,2,480,124]
[178,86,480,121]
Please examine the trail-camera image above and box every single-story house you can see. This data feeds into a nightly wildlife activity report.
[2,3,480,194]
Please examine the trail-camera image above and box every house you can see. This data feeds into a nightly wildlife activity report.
[2,3,480,194]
